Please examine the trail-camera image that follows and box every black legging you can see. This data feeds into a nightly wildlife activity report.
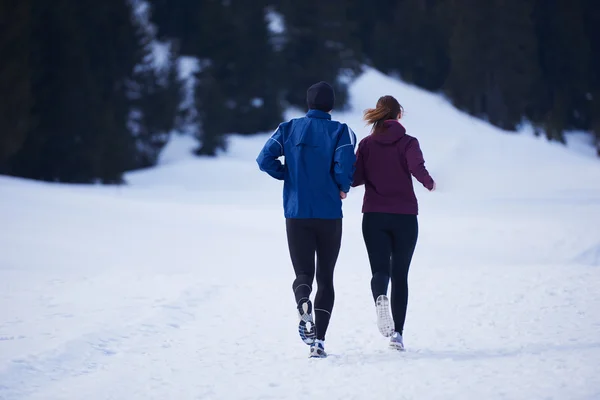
[362,212,418,335]
[286,218,342,341]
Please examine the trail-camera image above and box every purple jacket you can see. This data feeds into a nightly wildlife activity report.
[351,120,434,215]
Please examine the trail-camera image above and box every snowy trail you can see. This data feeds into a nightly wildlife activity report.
[2,249,599,400]
[2,69,600,399]
[2,179,600,399]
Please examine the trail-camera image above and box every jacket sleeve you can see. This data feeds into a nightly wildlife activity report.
[406,138,435,190]
[333,125,357,193]
[256,125,285,180]
[351,139,366,187]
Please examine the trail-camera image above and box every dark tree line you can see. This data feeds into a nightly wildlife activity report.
[0,0,182,183]
[351,0,600,154]
[1,0,598,184]
[147,0,363,156]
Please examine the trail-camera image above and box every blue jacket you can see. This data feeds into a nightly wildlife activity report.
[257,109,357,219]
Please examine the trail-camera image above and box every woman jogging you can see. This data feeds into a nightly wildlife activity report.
[351,95,435,351]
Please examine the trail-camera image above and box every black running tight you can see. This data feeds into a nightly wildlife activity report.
[362,213,418,335]
[286,218,342,341]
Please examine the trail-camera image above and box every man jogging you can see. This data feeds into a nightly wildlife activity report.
[256,81,356,358]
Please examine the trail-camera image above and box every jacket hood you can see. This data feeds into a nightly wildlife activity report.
[371,120,407,144]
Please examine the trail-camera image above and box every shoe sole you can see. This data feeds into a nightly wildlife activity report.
[309,351,327,358]
[309,346,327,358]
[298,299,316,345]
[389,342,406,351]
[376,295,394,337]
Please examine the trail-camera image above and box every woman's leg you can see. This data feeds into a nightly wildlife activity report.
[361,213,393,301]
[389,214,418,335]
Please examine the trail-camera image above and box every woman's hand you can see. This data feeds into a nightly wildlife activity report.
[340,191,347,199]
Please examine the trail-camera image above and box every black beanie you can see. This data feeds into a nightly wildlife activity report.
[306,81,335,112]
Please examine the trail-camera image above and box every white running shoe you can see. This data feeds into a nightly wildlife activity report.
[389,332,405,351]
[375,295,394,337]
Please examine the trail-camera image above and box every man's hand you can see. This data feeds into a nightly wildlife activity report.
[340,191,347,200]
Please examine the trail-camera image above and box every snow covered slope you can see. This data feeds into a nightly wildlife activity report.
[1,68,600,400]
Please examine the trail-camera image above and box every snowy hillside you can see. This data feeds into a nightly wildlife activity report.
[2,68,600,400]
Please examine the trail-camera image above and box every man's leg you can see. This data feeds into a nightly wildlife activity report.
[313,218,343,341]
[286,218,317,344]
[286,219,317,303]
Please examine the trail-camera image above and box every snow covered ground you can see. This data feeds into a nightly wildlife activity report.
[2,68,600,399]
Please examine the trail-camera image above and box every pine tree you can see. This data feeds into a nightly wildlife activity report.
[531,0,590,143]
[10,0,181,183]
[444,0,540,131]
[443,0,492,118]
[148,0,231,156]
[149,1,282,155]
[194,64,229,156]
[128,48,183,168]
[220,1,282,134]
[346,0,397,64]
[487,0,540,130]
[582,0,600,156]
[369,0,450,91]
[0,0,32,174]
[145,0,203,55]
[11,0,102,182]
[274,0,363,110]
[128,1,184,169]
[80,0,142,182]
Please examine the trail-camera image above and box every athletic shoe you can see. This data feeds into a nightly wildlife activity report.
[389,332,405,351]
[297,299,316,345]
[309,339,327,358]
[375,295,394,337]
